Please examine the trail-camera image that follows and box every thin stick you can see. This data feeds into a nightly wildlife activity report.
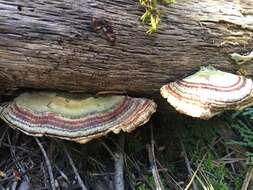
[100,140,116,159]
[180,140,198,190]
[11,181,18,190]
[0,127,7,147]
[7,133,30,183]
[225,145,236,174]
[184,137,220,190]
[147,124,165,190]
[64,148,88,190]
[156,160,184,190]
[35,138,56,190]
[184,153,206,190]
[114,133,125,190]
[241,166,253,190]
[102,138,154,189]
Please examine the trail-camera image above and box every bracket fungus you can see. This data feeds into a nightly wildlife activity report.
[161,66,253,119]
[231,51,253,65]
[0,92,156,144]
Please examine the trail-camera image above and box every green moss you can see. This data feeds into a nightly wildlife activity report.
[139,0,175,34]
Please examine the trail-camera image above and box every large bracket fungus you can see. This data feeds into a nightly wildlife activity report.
[161,66,253,119]
[0,92,157,144]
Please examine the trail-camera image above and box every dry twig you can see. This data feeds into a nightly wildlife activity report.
[35,138,56,190]
[184,138,220,190]
[64,148,88,190]
[114,134,125,190]
[101,138,155,189]
[156,160,183,190]
[180,141,198,190]
[147,124,165,190]
[241,166,253,190]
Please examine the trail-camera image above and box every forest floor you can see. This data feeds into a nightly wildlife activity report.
[0,110,252,190]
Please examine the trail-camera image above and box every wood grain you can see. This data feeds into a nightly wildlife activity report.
[0,0,253,110]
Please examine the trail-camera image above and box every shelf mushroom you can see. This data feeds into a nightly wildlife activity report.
[0,92,156,189]
[0,92,156,143]
[160,66,253,119]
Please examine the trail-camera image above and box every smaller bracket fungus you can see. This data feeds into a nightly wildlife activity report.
[231,51,253,65]
[0,92,156,144]
[160,66,253,119]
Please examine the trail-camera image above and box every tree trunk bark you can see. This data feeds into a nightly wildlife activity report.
[0,0,253,109]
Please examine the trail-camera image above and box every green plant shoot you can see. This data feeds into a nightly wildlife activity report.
[139,0,175,34]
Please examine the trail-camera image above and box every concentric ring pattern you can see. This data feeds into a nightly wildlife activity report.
[0,92,156,143]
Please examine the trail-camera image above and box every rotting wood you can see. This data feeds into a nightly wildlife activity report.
[0,0,253,111]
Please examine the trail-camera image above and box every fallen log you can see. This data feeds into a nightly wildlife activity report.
[0,0,253,110]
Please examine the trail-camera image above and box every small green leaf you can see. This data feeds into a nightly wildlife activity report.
[150,15,156,30]
[139,0,176,34]
[140,10,151,22]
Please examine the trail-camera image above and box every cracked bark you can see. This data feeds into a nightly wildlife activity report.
[0,0,253,110]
